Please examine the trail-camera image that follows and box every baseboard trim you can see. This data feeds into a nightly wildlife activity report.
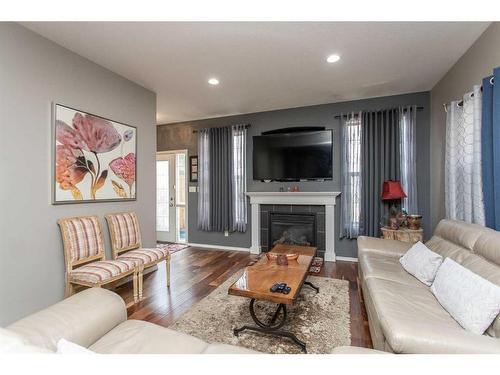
[187,242,250,252]
[336,256,358,262]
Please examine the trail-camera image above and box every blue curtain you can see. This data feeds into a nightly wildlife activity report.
[482,67,500,229]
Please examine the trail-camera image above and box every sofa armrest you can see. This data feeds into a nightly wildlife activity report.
[357,236,412,258]
[7,288,126,351]
[384,325,500,354]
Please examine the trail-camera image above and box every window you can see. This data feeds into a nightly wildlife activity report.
[232,128,247,230]
[341,114,362,238]
[399,107,418,214]
[175,153,187,243]
[156,160,169,232]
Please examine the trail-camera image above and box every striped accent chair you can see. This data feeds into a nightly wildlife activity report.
[58,215,139,302]
[105,212,171,300]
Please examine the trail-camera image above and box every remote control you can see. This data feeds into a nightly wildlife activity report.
[270,282,287,293]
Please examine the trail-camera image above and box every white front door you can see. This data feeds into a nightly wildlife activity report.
[156,154,176,242]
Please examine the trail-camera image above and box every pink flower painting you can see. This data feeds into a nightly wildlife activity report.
[54,104,136,203]
[110,153,136,198]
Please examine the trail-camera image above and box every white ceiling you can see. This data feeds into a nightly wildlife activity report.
[22,22,490,124]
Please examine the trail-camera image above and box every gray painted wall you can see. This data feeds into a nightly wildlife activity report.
[158,91,431,258]
[429,22,500,231]
[0,23,157,325]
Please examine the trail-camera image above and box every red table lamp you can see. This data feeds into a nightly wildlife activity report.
[381,180,407,201]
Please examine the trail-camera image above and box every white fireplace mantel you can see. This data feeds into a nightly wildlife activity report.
[246,191,341,261]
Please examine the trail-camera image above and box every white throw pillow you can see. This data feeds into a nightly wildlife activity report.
[0,328,51,353]
[431,258,500,335]
[56,338,94,354]
[399,241,443,286]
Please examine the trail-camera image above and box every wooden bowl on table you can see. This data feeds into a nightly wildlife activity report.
[266,252,299,265]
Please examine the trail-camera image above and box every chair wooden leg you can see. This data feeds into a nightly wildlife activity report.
[138,267,144,300]
[64,282,74,298]
[133,271,138,303]
[166,257,171,288]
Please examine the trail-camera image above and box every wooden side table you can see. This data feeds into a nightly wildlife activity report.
[380,227,423,243]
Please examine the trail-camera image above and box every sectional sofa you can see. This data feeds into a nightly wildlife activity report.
[358,219,500,353]
[3,287,257,354]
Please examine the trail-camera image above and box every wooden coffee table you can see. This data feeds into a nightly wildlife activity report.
[228,244,318,353]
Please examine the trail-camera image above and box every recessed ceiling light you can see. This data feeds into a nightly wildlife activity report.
[326,54,340,63]
[208,78,219,85]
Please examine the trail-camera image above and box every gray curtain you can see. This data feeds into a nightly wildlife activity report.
[197,125,247,233]
[361,109,401,237]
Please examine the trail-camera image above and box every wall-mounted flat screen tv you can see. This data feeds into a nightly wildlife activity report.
[253,130,333,181]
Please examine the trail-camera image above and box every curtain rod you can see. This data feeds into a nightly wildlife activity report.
[334,106,424,119]
[443,77,494,113]
[192,124,251,134]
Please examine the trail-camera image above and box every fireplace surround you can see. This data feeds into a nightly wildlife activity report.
[246,192,341,261]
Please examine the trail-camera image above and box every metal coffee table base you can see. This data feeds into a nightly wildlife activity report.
[233,281,319,353]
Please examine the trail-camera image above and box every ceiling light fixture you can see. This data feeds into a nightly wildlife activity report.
[326,54,340,63]
[208,78,219,85]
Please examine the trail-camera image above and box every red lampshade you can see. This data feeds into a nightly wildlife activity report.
[381,180,407,200]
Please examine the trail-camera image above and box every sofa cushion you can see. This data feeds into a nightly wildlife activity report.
[89,320,210,354]
[56,338,94,354]
[365,278,500,353]
[359,251,424,287]
[357,236,412,258]
[432,219,486,251]
[399,242,443,286]
[472,230,500,267]
[424,219,490,264]
[425,236,474,264]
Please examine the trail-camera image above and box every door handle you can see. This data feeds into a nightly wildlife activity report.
[169,197,175,207]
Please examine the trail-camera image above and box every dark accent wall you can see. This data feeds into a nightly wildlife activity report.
[157,91,431,258]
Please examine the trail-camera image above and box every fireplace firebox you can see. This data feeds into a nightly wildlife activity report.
[268,212,317,250]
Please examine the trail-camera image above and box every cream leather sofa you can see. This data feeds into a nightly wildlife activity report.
[3,287,257,354]
[358,219,500,354]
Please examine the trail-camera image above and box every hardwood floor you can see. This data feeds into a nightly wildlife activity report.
[115,247,372,348]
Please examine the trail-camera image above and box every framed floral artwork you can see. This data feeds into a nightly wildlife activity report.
[52,103,137,204]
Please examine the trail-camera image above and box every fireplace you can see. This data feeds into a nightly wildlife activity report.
[268,212,317,250]
[248,192,340,261]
